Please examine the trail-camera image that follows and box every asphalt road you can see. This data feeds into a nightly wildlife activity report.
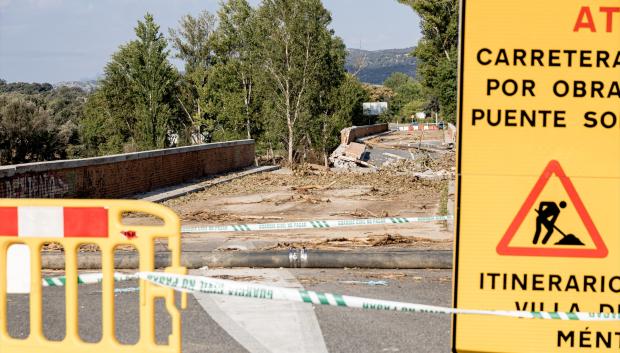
[6,269,452,353]
[304,269,451,353]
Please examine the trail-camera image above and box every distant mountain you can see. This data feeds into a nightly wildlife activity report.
[54,79,99,92]
[48,48,416,91]
[345,47,416,85]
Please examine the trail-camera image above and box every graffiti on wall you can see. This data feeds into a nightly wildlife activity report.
[0,173,71,198]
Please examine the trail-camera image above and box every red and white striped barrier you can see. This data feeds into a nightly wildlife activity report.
[1,206,109,294]
[0,206,108,238]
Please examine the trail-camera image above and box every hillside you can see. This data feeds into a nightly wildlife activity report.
[19,48,416,92]
[345,47,416,85]
[54,79,99,92]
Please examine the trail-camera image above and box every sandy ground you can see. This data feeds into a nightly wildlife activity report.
[115,130,457,252]
[155,164,454,251]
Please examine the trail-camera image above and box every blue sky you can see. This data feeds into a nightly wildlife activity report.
[0,0,421,83]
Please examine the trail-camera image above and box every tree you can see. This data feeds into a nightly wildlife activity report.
[398,0,458,123]
[362,84,395,102]
[130,14,180,149]
[169,11,216,73]
[0,80,88,164]
[0,80,53,94]
[83,13,180,152]
[203,61,255,142]
[79,89,126,156]
[338,75,369,127]
[314,73,368,165]
[255,0,343,164]
[0,94,68,164]
[209,0,261,140]
[383,72,413,91]
[169,11,217,144]
[383,72,424,122]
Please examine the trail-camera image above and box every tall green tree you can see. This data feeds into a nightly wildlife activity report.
[305,36,355,165]
[255,0,344,164]
[383,72,425,122]
[169,10,217,143]
[79,89,125,156]
[169,11,216,73]
[314,73,368,165]
[131,14,180,149]
[83,13,179,152]
[398,0,458,123]
[209,0,261,140]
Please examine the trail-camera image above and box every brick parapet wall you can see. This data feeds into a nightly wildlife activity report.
[0,140,254,199]
[340,124,389,145]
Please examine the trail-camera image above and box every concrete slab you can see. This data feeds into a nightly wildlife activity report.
[344,143,366,160]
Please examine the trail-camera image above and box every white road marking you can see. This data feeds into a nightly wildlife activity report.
[191,268,329,353]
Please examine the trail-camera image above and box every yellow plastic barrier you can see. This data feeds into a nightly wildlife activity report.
[0,199,187,353]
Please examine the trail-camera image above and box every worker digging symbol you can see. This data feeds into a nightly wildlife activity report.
[533,201,584,246]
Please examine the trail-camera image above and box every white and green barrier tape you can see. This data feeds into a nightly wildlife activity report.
[181,215,452,234]
[137,272,620,322]
[42,272,137,287]
[40,271,618,321]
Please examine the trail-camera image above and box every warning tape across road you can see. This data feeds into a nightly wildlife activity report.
[136,272,619,322]
[181,215,453,234]
[42,273,137,287]
[39,271,620,321]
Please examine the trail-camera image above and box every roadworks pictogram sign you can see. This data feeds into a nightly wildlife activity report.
[453,0,619,352]
[496,160,608,258]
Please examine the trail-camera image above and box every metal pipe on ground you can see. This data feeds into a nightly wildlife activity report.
[41,250,452,270]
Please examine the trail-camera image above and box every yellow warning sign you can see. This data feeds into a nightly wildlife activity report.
[496,160,608,258]
[454,0,620,352]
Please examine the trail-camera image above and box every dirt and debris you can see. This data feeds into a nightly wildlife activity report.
[339,280,388,286]
[352,272,409,280]
[329,208,395,218]
[381,153,454,176]
[298,277,324,285]
[161,159,451,243]
[208,275,266,282]
[329,130,455,182]
[166,166,442,203]
[259,234,452,251]
[156,127,456,250]
[184,210,285,223]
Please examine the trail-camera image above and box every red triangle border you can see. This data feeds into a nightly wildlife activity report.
[496,160,608,258]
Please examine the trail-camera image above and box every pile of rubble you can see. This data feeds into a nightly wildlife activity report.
[329,142,376,170]
[381,156,453,180]
[329,139,455,180]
